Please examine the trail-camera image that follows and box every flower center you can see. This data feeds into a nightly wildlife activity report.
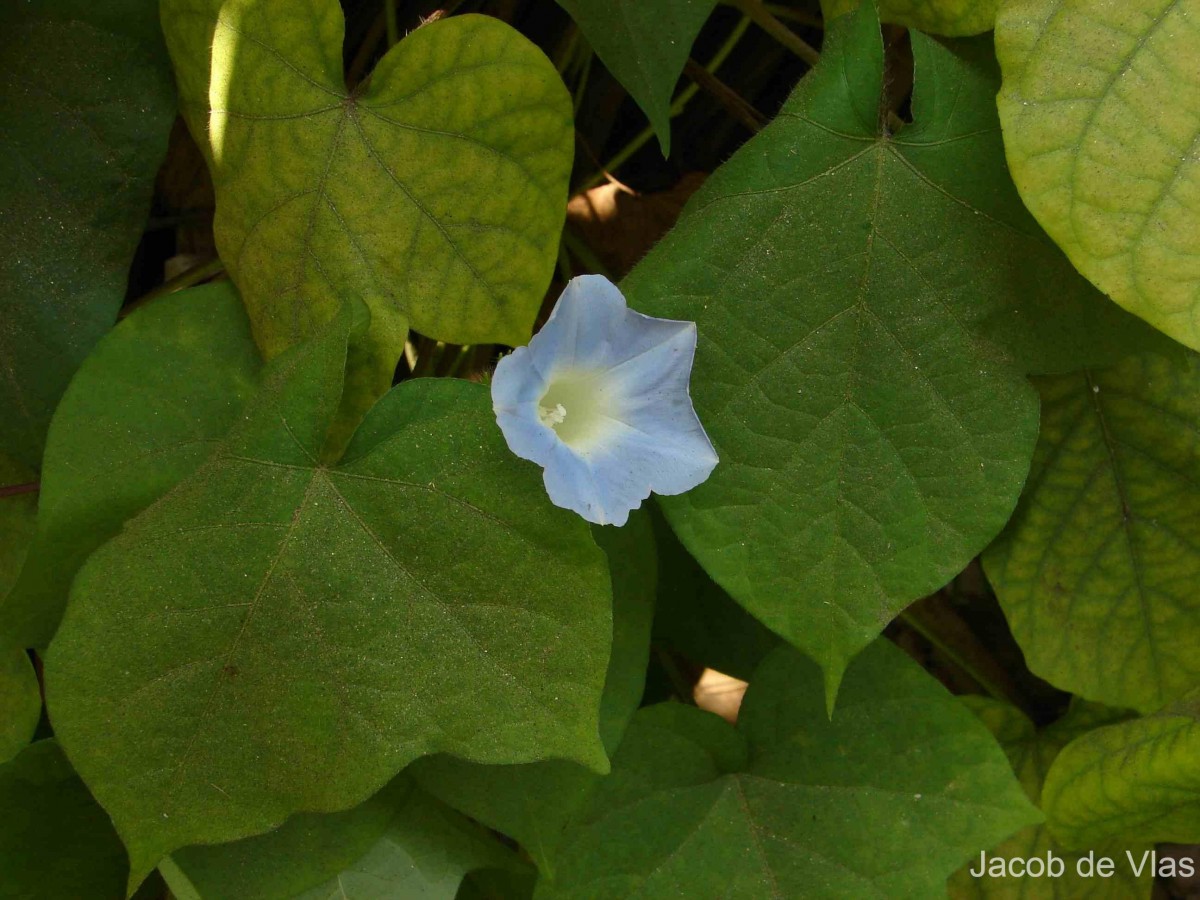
[538,402,567,427]
[537,369,611,448]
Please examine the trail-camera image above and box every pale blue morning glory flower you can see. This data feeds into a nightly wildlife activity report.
[492,275,718,526]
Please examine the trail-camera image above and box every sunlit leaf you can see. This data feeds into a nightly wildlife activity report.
[948,697,1150,899]
[163,777,524,900]
[1043,687,1200,848]
[554,0,718,155]
[534,641,1038,898]
[0,0,174,468]
[996,0,1200,351]
[162,0,573,410]
[623,4,1163,699]
[1,284,262,651]
[0,740,128,898]
[984,352,1200,713]
[45,313,612,887]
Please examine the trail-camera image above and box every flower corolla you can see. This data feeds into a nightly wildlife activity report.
[492,275,718,525]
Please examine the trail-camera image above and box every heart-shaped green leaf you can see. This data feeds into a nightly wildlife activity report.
[1043,688,1200,848]
[1,284,262,651]
[45,313,612,887]
[554,0,718,155]
[984,352,1200,713]
[533,641,1038,898]
[622,4,1165,700]
[0,741,129,898]
[162,0,573,407]
[996,0,1200,351]
[0,0,174,468]
[948,697,1150,899]
[163,776,524,900]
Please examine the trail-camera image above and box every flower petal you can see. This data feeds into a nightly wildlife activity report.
[492,274,718,526]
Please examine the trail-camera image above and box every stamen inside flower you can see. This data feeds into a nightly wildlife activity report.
[537,369,612,448]
[539,403,567,427]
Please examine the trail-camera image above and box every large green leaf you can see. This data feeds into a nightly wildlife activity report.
[823,0,1001,35]
[984,352,1200,713]
[996,0,1200,351]
[1,284,262,651]
[163,777,523,899]
[622,4,1163,698]
[410,509,657,872]
[554,0,718,155]
[948,697,1150,899]
[0,740,128,899]
[535,641,1038,898]
[45,315,612,887]
[0,0,174,469]
[1042,687,1200,848]
[162,0,573,407]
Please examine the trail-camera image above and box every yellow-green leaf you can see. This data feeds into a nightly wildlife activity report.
[984,352,1200,713]
[948,697,1150,899]
[996,0,1200,350]
[162,0,573,405]
[1043,687,1200,848]
[822,0,1000,35]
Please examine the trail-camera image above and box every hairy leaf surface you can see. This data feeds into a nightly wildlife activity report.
[534,641,1038,898]
[996,0,1200,350]
[46,317,611,886]
[985,352,1200,712]
[0,0,174,468]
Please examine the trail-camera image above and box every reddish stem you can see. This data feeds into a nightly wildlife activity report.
[0,482,39,499]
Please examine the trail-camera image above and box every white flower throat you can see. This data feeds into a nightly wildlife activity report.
[536,369,611,448]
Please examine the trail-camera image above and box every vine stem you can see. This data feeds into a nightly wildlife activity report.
[385,0,399,47]
[731,0,821,66]
[0,482,39,499]
[655,647,698,705]
[578,15,753,191]
[120,258,225,319]
[719,0,824,28]
[900,596,1031,714]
